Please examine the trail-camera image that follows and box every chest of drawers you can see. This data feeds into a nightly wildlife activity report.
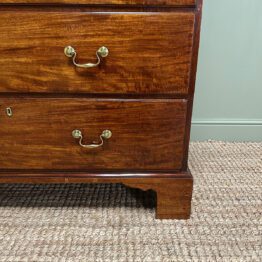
[0,0,203,219]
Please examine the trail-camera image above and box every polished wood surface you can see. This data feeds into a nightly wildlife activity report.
[0,0,196,6]
[0,98,187,170]
[182,0,203,169]
[0,12,194,95]
[0,0,203,219]
[0,172,193,219]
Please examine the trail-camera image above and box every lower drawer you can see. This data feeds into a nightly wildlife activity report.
[0,98,187,171]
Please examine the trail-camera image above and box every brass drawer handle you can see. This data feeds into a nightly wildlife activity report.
[72,129,112,149]
[64,46,109,68]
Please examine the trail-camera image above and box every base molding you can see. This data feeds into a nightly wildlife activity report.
[191,119,262,141]
[0,171,193,219]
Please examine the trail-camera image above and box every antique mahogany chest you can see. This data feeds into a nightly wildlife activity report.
[0,0,203,219]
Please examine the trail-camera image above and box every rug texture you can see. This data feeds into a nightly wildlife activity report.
[0,141,261,261]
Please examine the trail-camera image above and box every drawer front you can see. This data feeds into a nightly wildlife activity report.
[0,12,194,95]
[0,1,196,7]
[0,98,187,171]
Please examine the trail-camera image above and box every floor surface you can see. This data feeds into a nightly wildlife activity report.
[0,141,261,261]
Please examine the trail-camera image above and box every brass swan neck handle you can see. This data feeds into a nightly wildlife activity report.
[64,46,109,68]
[72,129,112,149]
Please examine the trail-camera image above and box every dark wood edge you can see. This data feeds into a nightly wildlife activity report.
[0,171,184,176]
[0,96,187,102]
[0,176,193,184]
[0,93,189,99]
[0,171,192,182]
[182,0,203,170]
[0,3,197,9]
[0,6,196,13]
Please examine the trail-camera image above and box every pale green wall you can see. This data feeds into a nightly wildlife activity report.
[191,0,262,141]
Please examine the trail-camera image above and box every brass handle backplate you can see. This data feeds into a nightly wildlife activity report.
[64,46,109,68]
[72,129,112,149]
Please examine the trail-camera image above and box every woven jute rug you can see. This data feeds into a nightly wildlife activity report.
[0,141,261,261]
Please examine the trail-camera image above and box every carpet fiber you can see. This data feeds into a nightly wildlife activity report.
[0,141,261,261]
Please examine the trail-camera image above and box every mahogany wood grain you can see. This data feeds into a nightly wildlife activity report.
[0,0,196,7]
[0,98,187,171]
[0,12,194,95]
[0,171,193,219]
[0,0,203,220]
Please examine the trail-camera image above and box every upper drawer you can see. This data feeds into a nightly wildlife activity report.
[0,0,196,7]
[0,12,195,95]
